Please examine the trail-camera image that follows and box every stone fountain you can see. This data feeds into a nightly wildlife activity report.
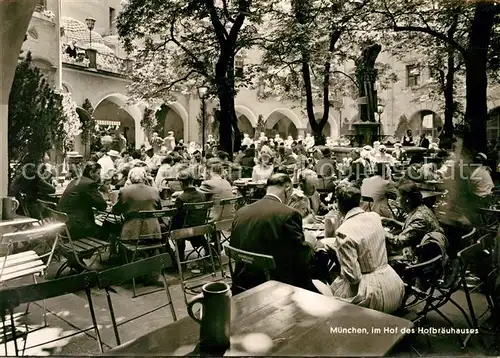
[352,43,382,147]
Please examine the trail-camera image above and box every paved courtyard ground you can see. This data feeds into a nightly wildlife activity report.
[1,250,499,356]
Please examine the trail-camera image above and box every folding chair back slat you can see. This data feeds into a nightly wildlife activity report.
[124,208,177,221]
[8,271,97,305]
[225,245,276,273]
[97,253,172,288]
[225,245,276,293]
[1,223,65,244]
[170,224,214,241]
[181,201,214,228]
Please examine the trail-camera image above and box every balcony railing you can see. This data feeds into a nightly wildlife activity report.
[61,44,133,76]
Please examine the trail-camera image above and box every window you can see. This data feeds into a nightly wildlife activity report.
[35,0,46,12]
[235,55,244,77]
[109,7,116,34]
[406,64,420,87]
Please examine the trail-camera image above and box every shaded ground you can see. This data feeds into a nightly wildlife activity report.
[1,250,499,356]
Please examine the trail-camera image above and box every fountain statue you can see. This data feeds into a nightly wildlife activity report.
[353,43,382,146]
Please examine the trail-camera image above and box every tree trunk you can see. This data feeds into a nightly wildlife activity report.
[227,54,240,156]
[443,15,457,143]
[463,2,496,153]
[215,48,235,157]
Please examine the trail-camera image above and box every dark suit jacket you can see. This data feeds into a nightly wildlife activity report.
[58,176,107,239]
[230,195,315,293]
[112,184,162,241]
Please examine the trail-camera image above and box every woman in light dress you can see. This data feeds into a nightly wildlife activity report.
[252,146,274,182]
[314,184,404,314]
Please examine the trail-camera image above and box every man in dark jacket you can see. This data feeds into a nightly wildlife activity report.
[171,170,207,262]
[58,162,107,239]
[230,173,320,294]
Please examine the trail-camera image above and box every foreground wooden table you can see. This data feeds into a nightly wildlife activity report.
[111,280,413,356]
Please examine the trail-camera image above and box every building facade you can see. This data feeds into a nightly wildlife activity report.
[23,0,500,153]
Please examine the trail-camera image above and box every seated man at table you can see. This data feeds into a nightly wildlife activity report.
[314,184,405,314]
[58,162,107,239]
[230,173,321,295]
[171,170,207,263]
[197,158,234,223]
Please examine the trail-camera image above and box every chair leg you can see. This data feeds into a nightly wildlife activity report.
[129,250,138,298]
[105,289,121,346]
[85,289,103,353]
[32,275,47,327]
[160,273,177,321]
[9,308,18,357]
[2,314,8,356]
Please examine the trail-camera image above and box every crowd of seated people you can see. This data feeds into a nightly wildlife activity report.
[9,130,500,322]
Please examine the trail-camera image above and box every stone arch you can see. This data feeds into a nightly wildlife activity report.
[153,101,188,141]
[235,105,258,127]
[408,109,443,140]
[31,56,57,86]
[94,93,142,148]
[265,108,303,130]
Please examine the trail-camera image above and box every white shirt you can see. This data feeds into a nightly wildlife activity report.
[97,155,115,179]
[470,165,494,197]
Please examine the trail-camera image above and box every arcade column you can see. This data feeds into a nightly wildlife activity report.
[0,0,37,197]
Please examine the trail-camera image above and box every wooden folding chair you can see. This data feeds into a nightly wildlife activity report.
[397,255,443,356]
[1,222,63,327]
[119,208,177,297]
[37,199,57,224]
[429,240,487,349]
[224,245,276,294]
[214,196,243,246]
[179,201,214,261]
[96,253,177,347]
[0,271,102,356]
[170,224,223,305]
[45,208,109,278]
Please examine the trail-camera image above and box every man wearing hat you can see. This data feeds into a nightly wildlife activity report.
[98,149,120,180]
